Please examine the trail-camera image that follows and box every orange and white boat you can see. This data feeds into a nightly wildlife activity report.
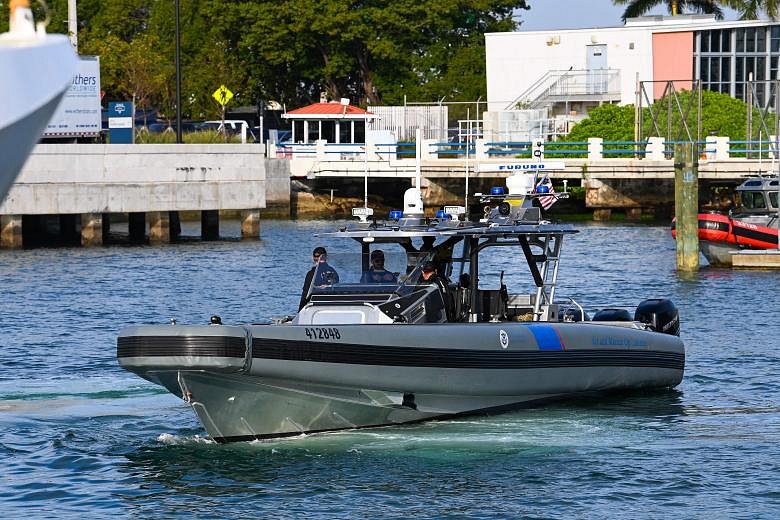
[673,176,779,266]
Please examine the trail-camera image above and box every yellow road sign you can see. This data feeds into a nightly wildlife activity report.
[212,85,234,106]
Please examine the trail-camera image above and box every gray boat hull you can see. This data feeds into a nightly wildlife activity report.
[118,322,684,442]
[700,239,738,266]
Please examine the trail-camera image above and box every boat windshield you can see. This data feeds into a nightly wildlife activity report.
[742,190,767,209]
[308,247,439,296]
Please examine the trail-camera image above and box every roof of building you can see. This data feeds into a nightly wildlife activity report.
[489,13,775,36]
[283,102,375,120]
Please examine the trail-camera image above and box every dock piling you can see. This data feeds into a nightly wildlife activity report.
[80,213,104,247]
[240,209,261,240]
[674,143,699,272]
[148,211,170,245]
[0,215,22,249]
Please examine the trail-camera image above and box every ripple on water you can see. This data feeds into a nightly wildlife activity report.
[1,221,780,517]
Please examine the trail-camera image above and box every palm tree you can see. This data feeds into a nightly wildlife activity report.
[720,0,780,20]
[612,1,725,21]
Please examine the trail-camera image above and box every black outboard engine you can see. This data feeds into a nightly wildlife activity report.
[634,299,680,336]
[592,308,632,321]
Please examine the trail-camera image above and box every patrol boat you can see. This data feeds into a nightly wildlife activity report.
[692,176,778,266]
[118,172,685,443]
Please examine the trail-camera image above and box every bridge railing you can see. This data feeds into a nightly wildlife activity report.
[276,136,780,162]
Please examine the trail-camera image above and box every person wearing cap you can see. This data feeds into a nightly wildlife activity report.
[361,249,398,284]
[417,261,454,321]
[419,261,445,288]
[299,246,339,310]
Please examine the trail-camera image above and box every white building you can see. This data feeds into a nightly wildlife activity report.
[486,14,780,121]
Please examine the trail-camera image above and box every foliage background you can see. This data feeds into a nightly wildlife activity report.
[566,89,777,143]
[1,0,528,121]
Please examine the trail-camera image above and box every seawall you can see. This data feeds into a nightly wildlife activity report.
[0,144,291,247]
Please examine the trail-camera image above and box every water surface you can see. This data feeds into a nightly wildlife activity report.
[1,220,778,518]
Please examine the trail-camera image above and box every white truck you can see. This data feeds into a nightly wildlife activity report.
[43,55,101,139]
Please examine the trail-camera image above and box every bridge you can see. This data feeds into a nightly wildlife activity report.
[279,135,776,218]
[3,137,776,248]
[280,135,776,179]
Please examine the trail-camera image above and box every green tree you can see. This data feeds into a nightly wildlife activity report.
[7,0,528,117]
[221,0,526,108]
[721,0,780,19]
[566,104,636,142]
[566,90,772,143]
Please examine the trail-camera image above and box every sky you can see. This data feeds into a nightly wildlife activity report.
[517,1,742,31]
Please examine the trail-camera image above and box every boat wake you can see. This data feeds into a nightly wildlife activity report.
[157,433,215,445]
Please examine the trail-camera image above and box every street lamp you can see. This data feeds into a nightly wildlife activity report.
[175,0,182,143]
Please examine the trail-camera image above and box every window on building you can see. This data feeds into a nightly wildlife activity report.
[771,26,780,52]
[746,28,756,52]
[698,25,780,104]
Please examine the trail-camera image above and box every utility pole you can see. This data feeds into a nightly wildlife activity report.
[175,0,182,144]
[67,0,77,51]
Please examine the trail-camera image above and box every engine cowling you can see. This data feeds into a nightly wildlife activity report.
[634,299,680,336]
[593,308,632,321]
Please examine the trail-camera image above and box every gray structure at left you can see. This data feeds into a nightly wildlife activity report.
[0,144,291,248]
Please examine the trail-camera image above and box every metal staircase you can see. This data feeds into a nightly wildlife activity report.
[504,68,622,111]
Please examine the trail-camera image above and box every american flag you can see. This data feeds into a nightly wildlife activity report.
[536,176,557,210]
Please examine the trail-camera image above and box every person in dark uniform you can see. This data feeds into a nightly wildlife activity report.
[417,261,453,322]
[361,249,398,283]
[419,261,447,294]
[299,246,339,310]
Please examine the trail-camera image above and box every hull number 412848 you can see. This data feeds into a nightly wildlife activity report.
[304,327,341,340]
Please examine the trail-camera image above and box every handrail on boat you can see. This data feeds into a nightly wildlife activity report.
[559,297,585,322]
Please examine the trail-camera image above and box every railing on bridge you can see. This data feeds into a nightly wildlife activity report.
[276,136,780,163]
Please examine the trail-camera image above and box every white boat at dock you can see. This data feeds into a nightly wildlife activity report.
[0,0,77,199]
[118,166,685,443]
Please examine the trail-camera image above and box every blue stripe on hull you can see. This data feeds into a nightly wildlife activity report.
[528,324,564,350]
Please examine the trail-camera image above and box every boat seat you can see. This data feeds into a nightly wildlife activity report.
[478,289,508,322]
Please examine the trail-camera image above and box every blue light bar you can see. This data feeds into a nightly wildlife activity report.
[491,186,505,195]
[389,210,403,220]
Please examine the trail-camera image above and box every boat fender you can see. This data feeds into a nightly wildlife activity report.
[634,299,679,336]
[592,308,632,321]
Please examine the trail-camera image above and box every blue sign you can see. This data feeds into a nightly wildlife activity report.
[108,101,134,144]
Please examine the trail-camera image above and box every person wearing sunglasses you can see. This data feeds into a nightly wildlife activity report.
[361,249,397,284]
[299,246,339,309]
